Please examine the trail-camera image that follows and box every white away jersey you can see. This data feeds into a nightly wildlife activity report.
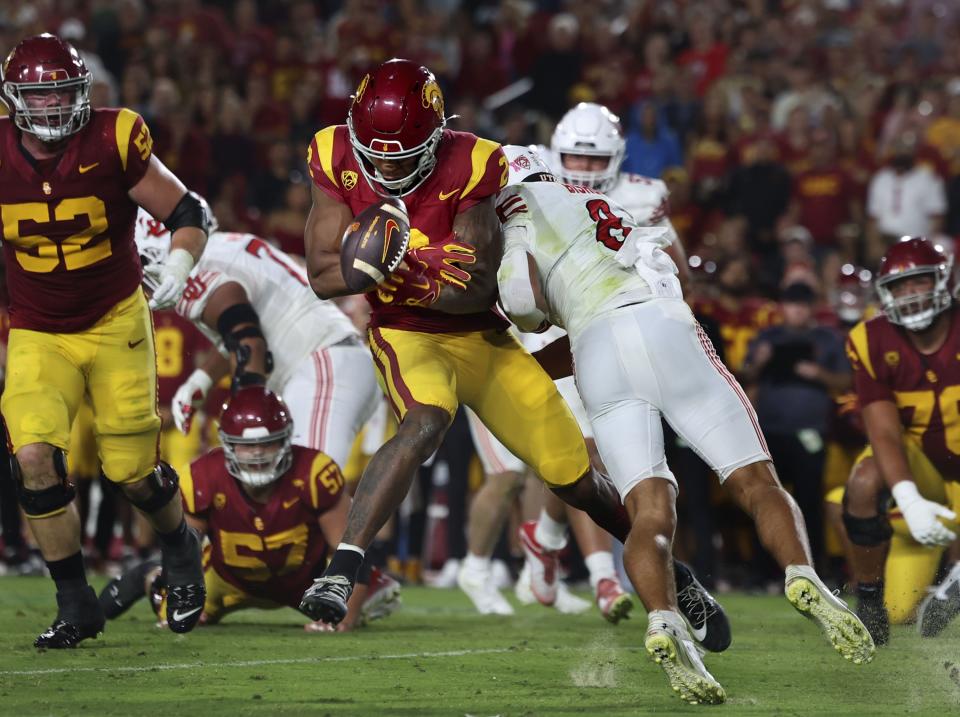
[496,181,678,339]
[537,146,678,244]
[176,232,358,388]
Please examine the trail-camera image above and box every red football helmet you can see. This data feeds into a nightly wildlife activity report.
[218,387,293,488]
[1,33,91,142]
[875,237,953,331]
[347,58,446,196]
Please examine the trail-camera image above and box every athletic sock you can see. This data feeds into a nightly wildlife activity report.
[156,518,190,550]
[534,509,568,551]
[462,552,491,575]
[47,551,88,594]
[584,550,616,591]
[327,543,365,585]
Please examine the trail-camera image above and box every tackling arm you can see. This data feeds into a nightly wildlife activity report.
[304,185,356,300]
[129,157,207,262]
[430,198,502,314]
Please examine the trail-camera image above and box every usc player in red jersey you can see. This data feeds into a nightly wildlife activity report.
[99,388,399,631]
[299,58,643,626]
[843,238,960,644]
[0,34,210,647]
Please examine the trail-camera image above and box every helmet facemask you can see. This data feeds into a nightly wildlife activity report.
[3,76,91,142]
[347,114,444,197]
[553,148,623,192]
[219,425,293,488]
[550,103,625,192]
[877,262,953,332]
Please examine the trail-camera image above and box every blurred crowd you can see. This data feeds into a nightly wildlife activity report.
[1,0,960,591]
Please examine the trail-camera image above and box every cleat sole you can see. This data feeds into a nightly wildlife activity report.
[786,577,875,665]
[602,593,633,625]
[645,633,726,705]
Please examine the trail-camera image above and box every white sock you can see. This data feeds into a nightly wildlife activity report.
[462,553,491,574]
[584,551,616,590]
[785,564,822,588]
[337,542,365,557]
[534,509,568,551]
[647,609,687,634]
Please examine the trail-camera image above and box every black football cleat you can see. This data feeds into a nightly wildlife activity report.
[855,583,889,646]
[98,558,162,620]
[35,586,105,649]
[163,527,206,633]
[300,574,353,625]
[674,560,732,653]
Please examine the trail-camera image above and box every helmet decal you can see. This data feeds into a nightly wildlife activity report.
[421,78,444,120]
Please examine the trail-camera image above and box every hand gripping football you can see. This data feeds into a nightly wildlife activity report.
[340,198,411,293]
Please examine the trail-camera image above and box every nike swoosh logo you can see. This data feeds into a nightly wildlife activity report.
[172,606,202,622]
[283,498,299,509]
[128,338,145,349]
[689,622,707,642]
[438,188,459,201]
[78,162,99,174]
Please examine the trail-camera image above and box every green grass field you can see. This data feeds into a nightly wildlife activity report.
[0,577,958,716]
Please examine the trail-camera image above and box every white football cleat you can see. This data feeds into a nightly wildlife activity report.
[519,521,559,606]
[514,562,537,605]
[457,563,514,615]
[426,558,461,588]
[554,581,592,614]
[645,617,726,705]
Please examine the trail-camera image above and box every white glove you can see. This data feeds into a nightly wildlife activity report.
[145,248,195,310]
[171,369,213,434]
[892,480,957,546]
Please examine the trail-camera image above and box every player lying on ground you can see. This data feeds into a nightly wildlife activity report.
[0,33,208,648]
[99,387,400,631]
[297,59,728,650]
[134,206,380,471]
[495,145,874,705]
[840,237,960,644]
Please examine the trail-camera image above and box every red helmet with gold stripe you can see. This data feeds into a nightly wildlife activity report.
[1,33,91,142]
[347,58,446,196]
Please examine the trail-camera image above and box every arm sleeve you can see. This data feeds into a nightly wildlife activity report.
[307,451,346,512]
[307,126,348,203]
[497,227,546,333]
[845,323,894,407]
[457,139,507,213]
[115,109,154,189]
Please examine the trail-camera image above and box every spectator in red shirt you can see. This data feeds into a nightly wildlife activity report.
[787,128,861,252]
[677,7,728,97]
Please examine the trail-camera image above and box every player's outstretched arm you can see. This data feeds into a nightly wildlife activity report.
[431,197,502,314]
[304,184,357,300]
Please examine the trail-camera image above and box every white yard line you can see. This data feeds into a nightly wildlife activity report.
[0,647,519,677]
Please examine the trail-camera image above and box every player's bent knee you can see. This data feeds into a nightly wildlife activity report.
[841,510,892,546]
[13,447,75,518]
[121,461,180,514]
[397,405,451,459]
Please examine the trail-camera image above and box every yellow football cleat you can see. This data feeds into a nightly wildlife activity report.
[786,575,876,665]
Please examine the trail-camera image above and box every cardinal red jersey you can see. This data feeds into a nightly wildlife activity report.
[181,445,345,607]
[153,310,209,408]
[846,309,960,481]
[0,108,152,332]
[307,125,508,333]
[692,297,781,372]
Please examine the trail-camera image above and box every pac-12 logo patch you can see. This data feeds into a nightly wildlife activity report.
[884,351,899,368]
[341,170,358,190]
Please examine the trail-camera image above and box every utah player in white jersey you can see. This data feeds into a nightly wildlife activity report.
[134,207,380,469]
[496,146,875,705]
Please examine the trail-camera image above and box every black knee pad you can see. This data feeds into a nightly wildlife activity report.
[124,461,180,514]
[13,449,76,518]
[842,510,893,546]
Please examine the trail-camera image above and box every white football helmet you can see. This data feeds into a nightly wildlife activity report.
[501,145,555,186]
[550,102,625,192]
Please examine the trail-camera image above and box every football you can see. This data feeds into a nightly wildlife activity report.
[339,198,411,293]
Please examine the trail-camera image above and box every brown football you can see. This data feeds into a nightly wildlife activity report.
[339,199,411,293]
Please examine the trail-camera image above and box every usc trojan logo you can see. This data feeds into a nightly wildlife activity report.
[421,79,444,119]
[341,170,358,190]
[353,74,370,104]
